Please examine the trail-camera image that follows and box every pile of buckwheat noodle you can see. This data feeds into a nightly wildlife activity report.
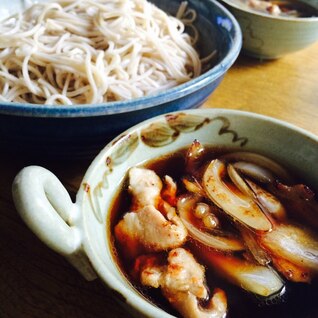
[0,0,211,105]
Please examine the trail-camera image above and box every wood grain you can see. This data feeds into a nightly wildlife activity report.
[205,42,318,136]
[1,42,317,318]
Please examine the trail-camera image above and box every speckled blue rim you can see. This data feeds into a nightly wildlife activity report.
[0,0,242,118]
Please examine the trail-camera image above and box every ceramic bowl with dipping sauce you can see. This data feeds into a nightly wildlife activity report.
[12,109,318,318]
[0,0,241,158]
[219,0,318,59]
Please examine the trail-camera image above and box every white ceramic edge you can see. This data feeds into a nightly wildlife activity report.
[12,165,98,281]
[12,166,81,255]
[76,108,318,317]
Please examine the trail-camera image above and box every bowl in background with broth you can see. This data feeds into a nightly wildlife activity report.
[219,0,318,59]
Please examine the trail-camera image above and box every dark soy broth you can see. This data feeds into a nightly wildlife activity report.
[239,0,318,17]
[273,1,318,17]
[109,147,318,318]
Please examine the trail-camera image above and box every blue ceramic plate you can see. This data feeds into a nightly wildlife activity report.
[0,0,242,158]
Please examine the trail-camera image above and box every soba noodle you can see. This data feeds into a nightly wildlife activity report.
[0,0,205,105]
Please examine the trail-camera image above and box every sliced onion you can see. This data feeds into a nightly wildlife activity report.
[260,223,318,271]
[203,159,272,232]
[240,226,271,266]
[182,176,206,197]
[227,163,287,222]
[177,195,245,251]
[192,242,284,297]
[233,161,274,183]
[226,163,286,223]
[271,255,312,283]
[227,164,255,197]
[246,179,287,222]
[220,152,293,183]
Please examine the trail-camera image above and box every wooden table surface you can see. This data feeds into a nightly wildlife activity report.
[1,42,317,318]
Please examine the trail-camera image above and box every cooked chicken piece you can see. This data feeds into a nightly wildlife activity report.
[161,175,178,206]
[128,167,163,210]
[247,0,281,15]
[114,205,187,259]
[134,248,227,318]
[115,167,186,258]
[271,182,318,231]
[185,139,206,176]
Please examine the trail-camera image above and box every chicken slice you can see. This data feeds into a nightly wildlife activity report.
[114,205,187,259]
[161,175,178,206]
[134,248,227,318]
[247,0,281,16]
[128,167,163,210]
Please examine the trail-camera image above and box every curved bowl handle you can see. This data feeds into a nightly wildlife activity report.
[12,166,97,281]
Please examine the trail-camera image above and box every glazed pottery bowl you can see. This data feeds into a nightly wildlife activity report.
[0,0,241,158]
[219,0,318,59]
[12,108,318,317]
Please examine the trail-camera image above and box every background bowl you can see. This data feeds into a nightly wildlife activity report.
[0,0,241,158]
[12,108,318,318]
[219,0,318,59]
